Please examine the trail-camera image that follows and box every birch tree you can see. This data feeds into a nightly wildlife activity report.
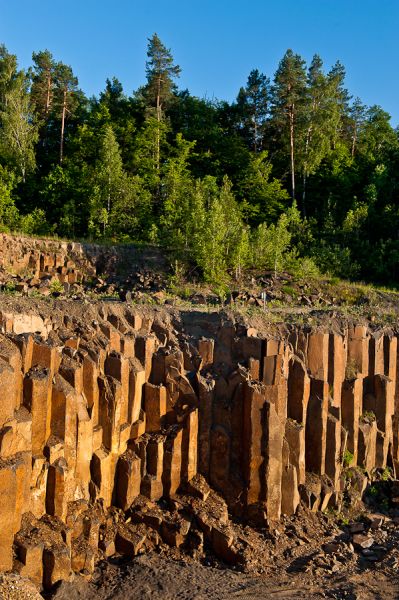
[0,72,38,182]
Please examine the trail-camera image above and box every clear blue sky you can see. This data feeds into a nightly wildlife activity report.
[1,0,398,124]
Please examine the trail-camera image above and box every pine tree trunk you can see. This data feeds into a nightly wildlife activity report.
[351,125,357,157]
[302,172,308,217]
[302,126,311,217]
[290,106,295,201]
[156,76,161,172]
[108,172,111,220]
[60,89,66,164]
[45,74,51,117]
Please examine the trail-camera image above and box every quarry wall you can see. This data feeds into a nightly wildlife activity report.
[0,232,166,287]
[0,300,397,588]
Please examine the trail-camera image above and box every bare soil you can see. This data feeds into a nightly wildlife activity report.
[49,551,399,600]
[45,499,399,600]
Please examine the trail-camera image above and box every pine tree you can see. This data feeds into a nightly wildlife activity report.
[347,98,367,157]
[144,33,180,172]
[30,50,56,121]
[236,69,270,151]
[327,61,350,148]
[53,63,79,163]
[145,33,181,119]
[271,49,307,201]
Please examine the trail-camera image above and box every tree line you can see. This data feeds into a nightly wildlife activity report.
[1,34,399,285]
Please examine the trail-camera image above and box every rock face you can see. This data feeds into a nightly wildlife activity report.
[0,233,168,298]
[0,302,397,589]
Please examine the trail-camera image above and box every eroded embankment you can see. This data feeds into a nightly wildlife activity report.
[0,299,397,592]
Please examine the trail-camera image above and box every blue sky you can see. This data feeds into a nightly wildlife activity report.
[1,0,398,124]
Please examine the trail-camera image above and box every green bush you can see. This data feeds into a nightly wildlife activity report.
[19,208,54,236]
[343,449,354,468]
[50,278,64,294]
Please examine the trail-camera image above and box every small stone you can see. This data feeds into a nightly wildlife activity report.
[353,534,374,549]
[349,522,365,533]
[369,516,384,530]
[323,542,341,554]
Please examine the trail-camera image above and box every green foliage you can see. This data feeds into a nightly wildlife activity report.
[19,208,53,236]
[368,485,378,497]
[0,166,19,230]
[191,176,249,284]
[250,205,306,276]
[0,70,38,181]
[381,467,392,482]
[3,280,16,293]
[0,39,398,287]
[49,278,64,294]
[312,242,360,279]
[288,256,320,280]
[343,449,354,468]
[238,151,290,224]
[281,285,297,297]
[251,220,289,275]
[236,69,269,152]
[144,33,181,113]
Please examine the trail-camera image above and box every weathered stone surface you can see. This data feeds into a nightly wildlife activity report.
[116,450,141,510]
[305,380,329,475]
[23,366,51,455]
[144,383,167,433]
[43,544,71,589]
[0,301,397,589]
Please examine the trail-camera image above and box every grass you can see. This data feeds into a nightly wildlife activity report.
[281,284,298,298]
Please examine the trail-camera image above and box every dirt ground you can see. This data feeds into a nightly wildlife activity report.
[48,552,399,600]
[46,500,399,600]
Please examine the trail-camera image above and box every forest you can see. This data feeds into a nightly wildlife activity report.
[0,34,399,286]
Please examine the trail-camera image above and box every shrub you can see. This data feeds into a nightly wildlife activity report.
[50,279,64,294]
[343,449,354,468]
[19,208,54,236]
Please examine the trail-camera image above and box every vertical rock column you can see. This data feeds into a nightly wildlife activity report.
[242,381,284,521]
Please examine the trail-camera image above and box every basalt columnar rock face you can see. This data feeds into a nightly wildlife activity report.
[0,233,168,293]
[0,302,397,589]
